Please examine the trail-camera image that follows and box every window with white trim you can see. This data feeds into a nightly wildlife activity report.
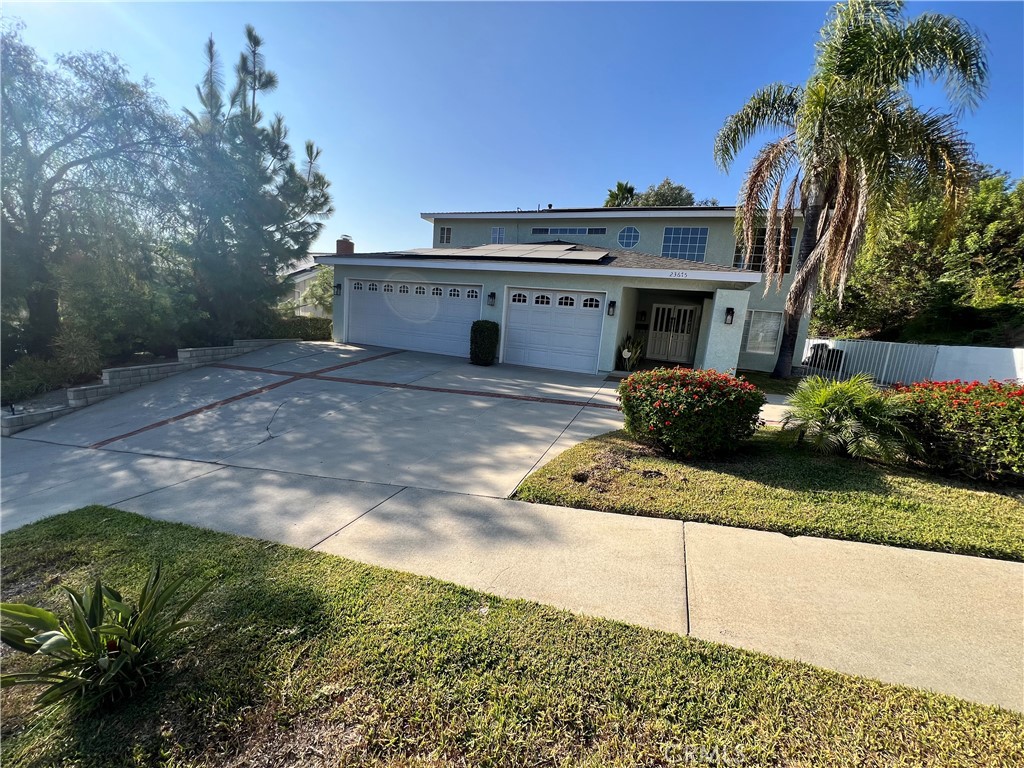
[449,288,460,298]
[534,294,551,306]
[557,296,575,307]
[432,287,443,296]
[662,227,708,261]
[353,281,363,290]
[439,226,452,244]
[618,226,640,248]
[733,228,799,272]
[582,297,601,309]
[415,286,426,295]
[467,289,479,299]
[368,282,379,291]
[742,310,784,354]
[491,227,505,244]
[398,285,409,294]
[511,292,528,304]
[383,283,394,293]
[531,227,606,236]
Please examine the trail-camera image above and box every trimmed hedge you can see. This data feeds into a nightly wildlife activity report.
[618,367,766,457]
[267,316,333,341]
[891,379,1024,483]
[470,320,500,366]
[1,356,70,406]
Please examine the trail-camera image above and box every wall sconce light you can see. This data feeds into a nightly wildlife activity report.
[333,283,343,297]
[607,300,617,317]
[724,307,735,325]
[487,292,496,306]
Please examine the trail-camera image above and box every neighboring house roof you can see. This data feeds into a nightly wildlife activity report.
[280,253,330,280]
[421,206,803,222]
[316,243,761,284]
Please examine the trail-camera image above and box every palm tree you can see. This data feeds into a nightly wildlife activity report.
[715,0,988,377]
[604,181,636,207]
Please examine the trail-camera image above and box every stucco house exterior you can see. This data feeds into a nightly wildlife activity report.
[316,207,810,375]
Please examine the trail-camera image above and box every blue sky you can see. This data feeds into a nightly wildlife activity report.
[7,1,1023,253]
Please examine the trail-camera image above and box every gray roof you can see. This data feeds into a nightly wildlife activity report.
[320,242,751,273]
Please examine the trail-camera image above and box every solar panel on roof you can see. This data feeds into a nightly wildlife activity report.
[392,244,608,262]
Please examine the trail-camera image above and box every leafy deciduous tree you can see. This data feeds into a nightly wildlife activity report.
[1,23,183,356]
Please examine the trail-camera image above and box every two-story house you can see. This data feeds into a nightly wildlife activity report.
[316,207,810,375]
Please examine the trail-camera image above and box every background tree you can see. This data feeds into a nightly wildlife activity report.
[714,0,988,377]
[173,26,333,342]
[604,181,636,207]
[1,23,183,357]
[813,173,1023,345]
[631,178,695,207]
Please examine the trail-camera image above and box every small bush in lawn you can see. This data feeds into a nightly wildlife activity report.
[470,320,500,366]
[891,379,1024,482]
[618,367,765,457]
[782,373,917,462]
[0,565,212,711]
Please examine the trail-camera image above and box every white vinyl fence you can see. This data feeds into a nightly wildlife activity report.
[800,338,1024,386]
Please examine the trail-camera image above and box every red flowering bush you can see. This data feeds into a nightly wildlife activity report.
[618,367,766,457]
[890,379,1024,482]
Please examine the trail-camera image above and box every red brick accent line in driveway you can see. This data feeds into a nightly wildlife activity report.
[209,349,404,378]
[88,350,618,449]
[88,350,406,449]
[88,376,302,449]
[314,374,620,411]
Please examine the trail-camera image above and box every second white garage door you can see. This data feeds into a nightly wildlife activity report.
[347,280,482,357]
[504,288,605,373]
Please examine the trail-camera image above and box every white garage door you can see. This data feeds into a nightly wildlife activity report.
[347,279,482,357]
[504,288,605,373]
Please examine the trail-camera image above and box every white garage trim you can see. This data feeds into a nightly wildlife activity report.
[345,277,483,357]
[500,285,607,375]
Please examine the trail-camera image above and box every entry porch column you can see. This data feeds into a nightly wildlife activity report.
[696,289,749,375]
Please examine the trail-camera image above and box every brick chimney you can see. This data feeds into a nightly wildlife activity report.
[336,235,354,255]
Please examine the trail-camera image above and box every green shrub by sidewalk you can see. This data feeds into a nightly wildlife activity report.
[893,379,1024,482]
[618,367,765,457]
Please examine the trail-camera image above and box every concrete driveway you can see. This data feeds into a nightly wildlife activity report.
[5,342,622,502]
[3,342,1022,712]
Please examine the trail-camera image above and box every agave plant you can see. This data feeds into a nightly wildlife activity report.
[1,565,213,710]
[781,373,917,462]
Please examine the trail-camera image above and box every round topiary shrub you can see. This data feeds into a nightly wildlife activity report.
[618,367,766,457]
[470,320,500,366]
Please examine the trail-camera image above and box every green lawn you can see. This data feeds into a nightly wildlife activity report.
[1,508,1021,767]
[514,430,1024,562]
[736,370,801,397]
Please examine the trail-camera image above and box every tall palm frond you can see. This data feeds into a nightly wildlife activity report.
[715,0,987,377]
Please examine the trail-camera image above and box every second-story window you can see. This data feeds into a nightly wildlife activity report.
[662,227,708,261]
[439,226,452,244]
[491,226,505,244]
[733,228,798,272]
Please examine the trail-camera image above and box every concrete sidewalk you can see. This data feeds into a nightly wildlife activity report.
[2,439,1021,712]
[1,343,1019,713]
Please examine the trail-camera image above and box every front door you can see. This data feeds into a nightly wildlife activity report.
[646,304,699,363]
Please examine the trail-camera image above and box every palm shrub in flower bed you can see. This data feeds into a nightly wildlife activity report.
[618,367,765,457]
[892,379,1024,482]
